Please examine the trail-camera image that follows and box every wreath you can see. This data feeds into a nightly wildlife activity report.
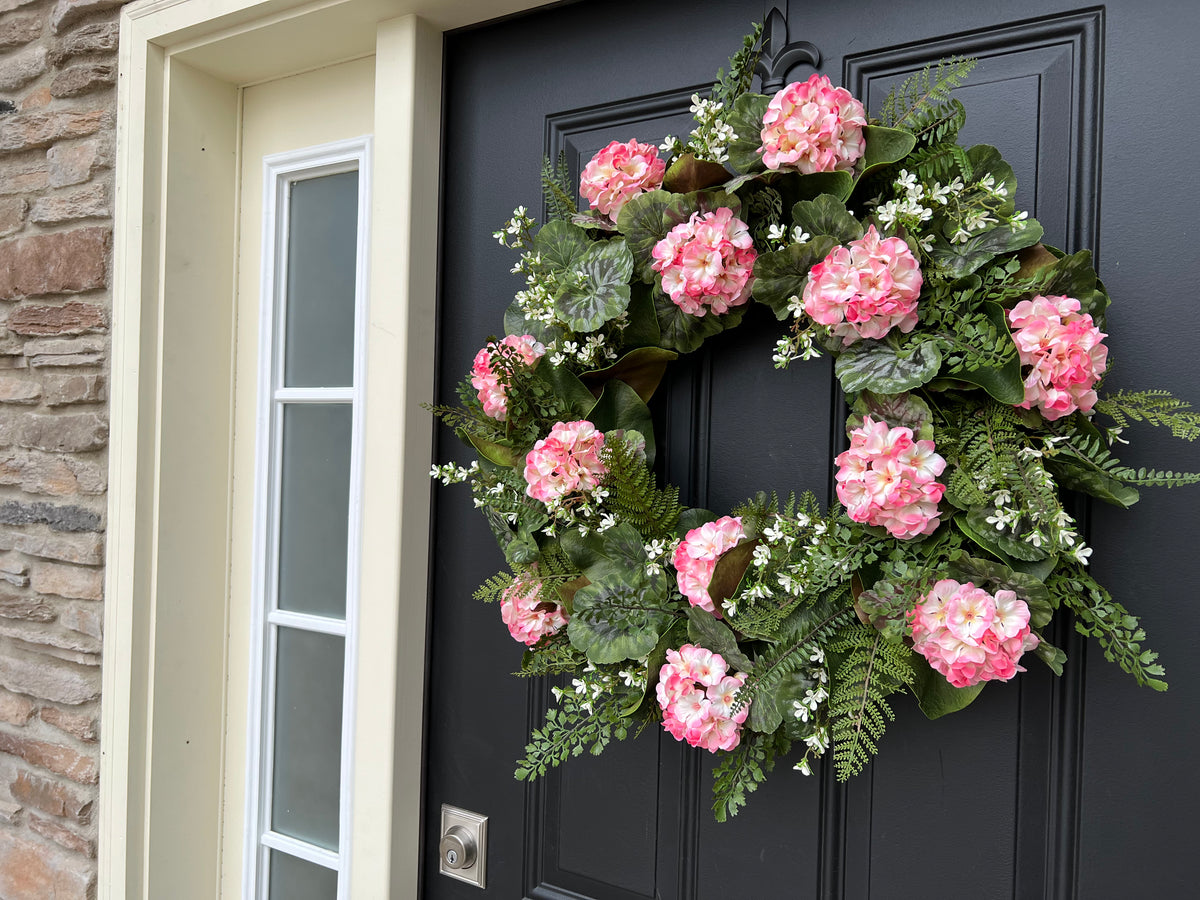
[430,25,1200,820]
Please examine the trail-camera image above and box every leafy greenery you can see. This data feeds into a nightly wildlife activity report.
[1095,389,1200,441]
[711,730,791,822]
[515,687,633,781]
[542,151,578,222]
[880,57,978,137]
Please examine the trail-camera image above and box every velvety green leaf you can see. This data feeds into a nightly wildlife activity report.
[1009,556,1060,582]
[466,431,524,468]
[616,190,673,284]
[665,189,743,229]
[534,219,591,272]
[930,218,1045,278]
[857,125,918,179]
[835,339,943,394]
[554,239,635,332]
[1044,458,1141,509]
[677,508,717,537]
[750,236,838,320]
[654,291,729,353]
[912,655,985,719]
[582,346,678,403]
[622,283,661,347]
[664,153,732,193]
[791,170,854,203]
[1033,637,1067,676]
[848,390,934,440]
[560,521,648,583]
[725,93,770,175]
[504,529,540,568]
[568,572,674,664]
[790,193,863,244]
[706,539,759,616]
[588,379,656,467]
[536,362,598,418]
[946,553,1054,629]
[962,507,1050,562]
[686,607,754,673]
[946,302,1025,404]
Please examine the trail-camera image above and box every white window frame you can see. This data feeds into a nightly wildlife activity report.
[245,137,373,900]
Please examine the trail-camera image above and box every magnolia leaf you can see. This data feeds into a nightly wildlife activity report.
[568,572,674,664]
[554,239,635,332]
[616,190,673,283]
[722,172,761,193]
[534,219,591,273]
[945,302,1025,404]
[930,219,1045,278]
[677,508,717,537]
[946,552,1054,629]
[834,339,942,394]
[790,193,864,244]
[555,575,590,614]
[911,655,985,719]
[622,283,661,347]
[665,189,743,229]
[1015,242,1059,279]
[1034,248,1110,319]
[848,390,934,440]
[962,507,1050,562]
[791,170,855,203]
[856,125,918,181]
[1034,636,1067,676]
[664,153,732,193]
[588,379,656,466]
[707,539,759,616]
[466,431,524,468]
[686,607,754,673]
[536,362,599,417]
[725,93,770,175]
[504,298,565,346]
[654,291,733,353]
[582,346,678,403]
[751,235,838,320]
[1044,458,1141,509]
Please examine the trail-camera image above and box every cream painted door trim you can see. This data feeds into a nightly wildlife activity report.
[107,1,552,897]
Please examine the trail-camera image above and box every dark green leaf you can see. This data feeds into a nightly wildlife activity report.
[962,507,1050,562]
[911,655,985,719]
[664,153,732,193]
[466,431,524,468]
[848,390,934,440]
[965,145,1017,214]
[857,125,918,180]
[534,219,591,272]
[616,190,673,284]
[1034,636,1067,676]
[621,282,660,347]
[677,508,717,537]
[791,170,854,203]
[835,339,943,394]
[686,607,755,672]
[1044,458,1141,509]
[654,291,730,353]
[789,193,864,244]
[725,93,770,175]
[554,239,635,332]
[665,189,743,229]
[750,235,837,320]
[567,572,674,664]
[536,362,599,418]
[707,539,759,617]
[946,302,1025,404]
[930,219,1044,278]
[588,379,656,467]
[504,298,565,346]
[582,346,678,403]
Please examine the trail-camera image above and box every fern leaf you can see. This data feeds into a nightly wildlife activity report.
[880,57,977,132]
[711,730,790,822]
[474,571,514,603]
[541,151,578,222]
[1095,389,1200,441]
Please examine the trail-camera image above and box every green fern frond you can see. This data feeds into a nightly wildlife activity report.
[711,730,790,822]
[1095,389,1200,441]
[541,151,578,222]
[828,623,914,781]
[599,440,683,539]
[474,571,514,603]
[880,57,977,133]
[710,21,764,110]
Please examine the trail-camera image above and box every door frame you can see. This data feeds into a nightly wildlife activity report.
[104,0,553,897]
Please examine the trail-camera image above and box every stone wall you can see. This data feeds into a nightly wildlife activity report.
[0,0,126,896]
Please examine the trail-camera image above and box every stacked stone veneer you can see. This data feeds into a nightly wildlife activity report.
[0,0,127,896]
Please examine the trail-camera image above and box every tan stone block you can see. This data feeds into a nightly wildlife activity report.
[0,227,110,299]
[3,412,107,453]
[30,562,101,600]
[19,86,52,111]
[0,529,103,566]
[0,109,108,152]
[45,140,101,188]
[0,833,95,898]
[29,812,95,857]
[50,63,115,99]
[0,592,56,622]
[0,197,26,238]
[24,336,106,367]
[57,602,100,639]
[0,156,48,196]
[0,45,47,92]
[0,451,105,496]
[0,0,43,13]
[0,13,41,49]
[29,184,109,225]
[49,22,117,66]
[0,376,40,404]
[0,729,97,782]
[42,374,105,407]
[50,0,126,33]
[38,706,96,743]
[0,689,35,725]
[0,654,99,706]
[11,770,92,821]
[0,623,102,657]
[5,302,107,336]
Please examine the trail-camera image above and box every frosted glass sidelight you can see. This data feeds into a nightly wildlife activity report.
[271,627,345,850]
[284,171,359,388]
[277,403,351,617]
[268,851,338,900]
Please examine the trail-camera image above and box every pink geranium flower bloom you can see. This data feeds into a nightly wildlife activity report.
[909,580,1039,688]
[1008,294,1108,421]
[672,516,747,614]
[803,226,922,345]
[579,139,666,221]
[657,644,749,753]
[651,207,757,317]
[523,420,606,504]
[835,416,946,539]
[499,574,567,646]
[759,74,867,173]
[470,333,545,421]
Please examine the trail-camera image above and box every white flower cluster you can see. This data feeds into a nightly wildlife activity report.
[661,94,738,165]
[551,660,645,713]
[492,205,536,249]
[644,538,670,577]
[547,332,619,368]
[429,460,479,486]
[765,223,811,250]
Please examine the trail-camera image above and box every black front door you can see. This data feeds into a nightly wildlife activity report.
[427,1,1200,897]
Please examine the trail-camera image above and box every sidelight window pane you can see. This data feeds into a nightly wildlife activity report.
[277,403,352,617]
[269,852,338,900]
[284,171,359,388]
[271,627,345,850]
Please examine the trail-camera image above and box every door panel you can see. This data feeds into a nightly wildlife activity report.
[429,2,1200,897]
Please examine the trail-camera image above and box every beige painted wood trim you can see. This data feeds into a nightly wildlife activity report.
[106,1,550,897]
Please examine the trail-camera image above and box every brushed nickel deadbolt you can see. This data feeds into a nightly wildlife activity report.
[438,805,487,888]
